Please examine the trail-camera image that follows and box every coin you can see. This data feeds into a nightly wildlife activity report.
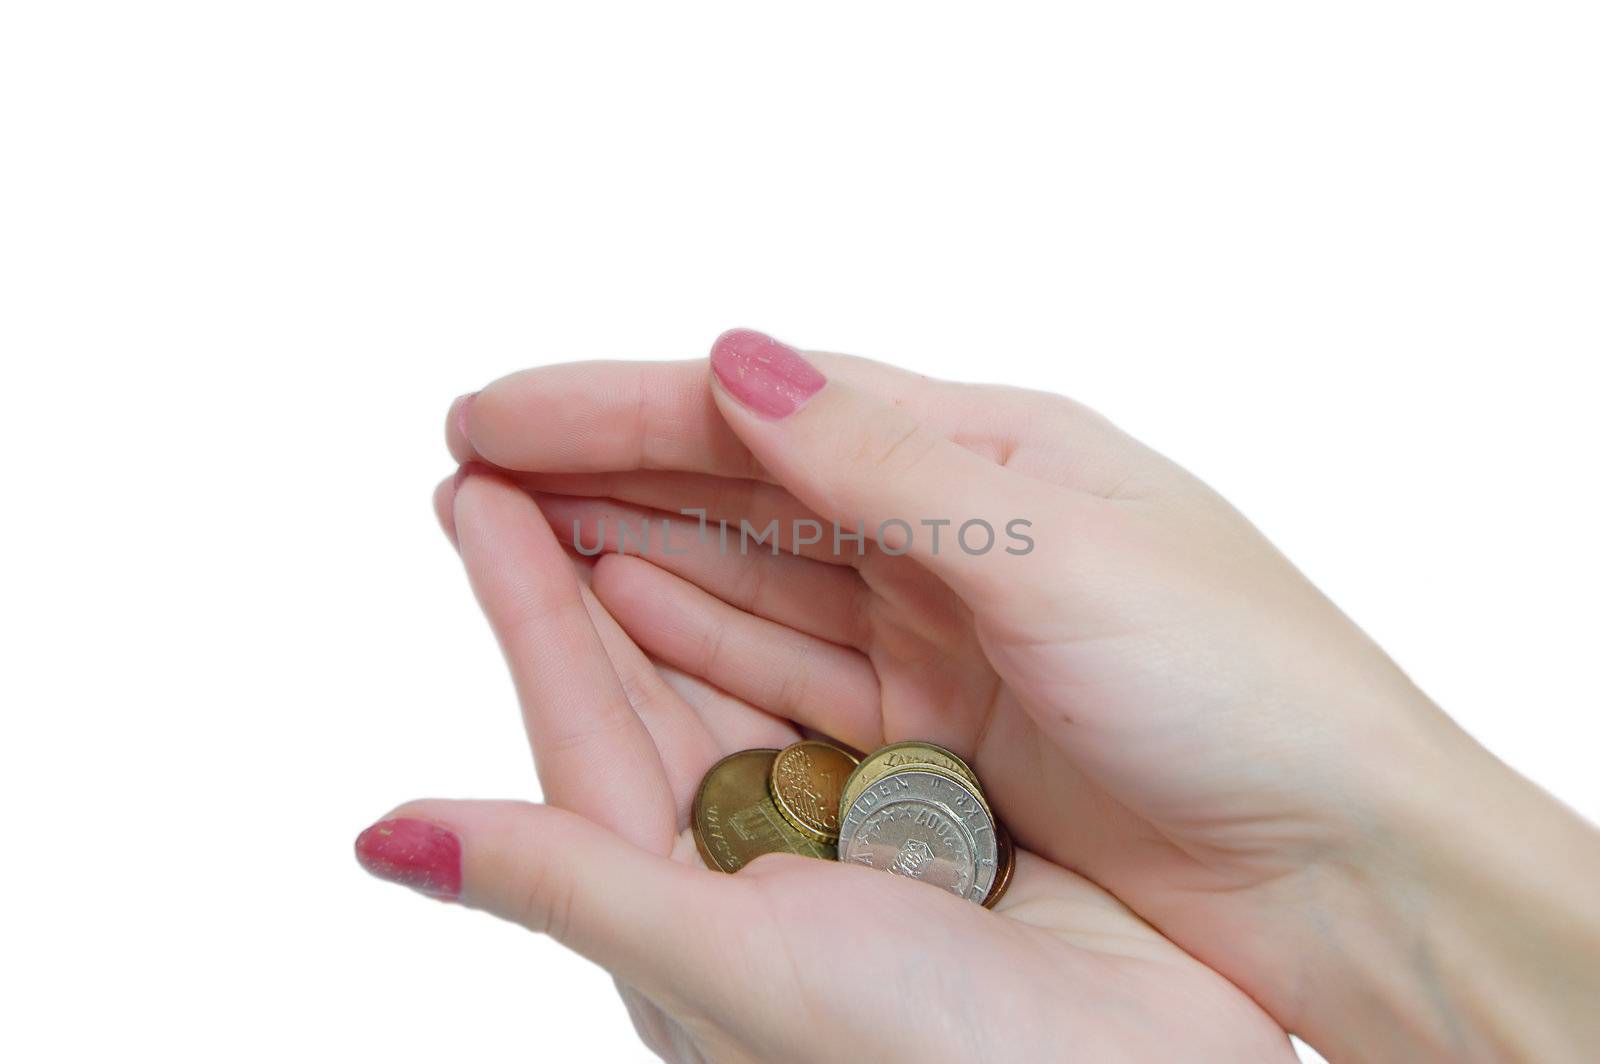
[693,749,835,872]
[768,740,858,843]
[839,740,984,823]
[837,768,999,903]
[982,820,1014,909]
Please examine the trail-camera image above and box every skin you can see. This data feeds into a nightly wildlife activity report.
[401,469,1292,1063]
[369,335,1600,1062]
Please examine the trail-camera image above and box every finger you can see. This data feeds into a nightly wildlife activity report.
[512,469,868,568]
[576,581,723,821]
[458,360,761,477]
[445,393,477,465]
[537,492,871,648]
[453,469,675,854]
[432,471,459,547]
[707,329,1105,612]
[355,802,742,1003]
[448,471,795,777]
[432,465,481,548]
[654,662,801,753]
[591,553,883,751]
[452,353,1081,480]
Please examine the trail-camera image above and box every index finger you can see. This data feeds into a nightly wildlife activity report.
[452,468,676,855]
[454,359,763,478]
[448,353,1022,478]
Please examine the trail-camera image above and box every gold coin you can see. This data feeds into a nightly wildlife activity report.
[768,740,859,843]
[693,749,835,873]
[839,740,985,822]
[983,820,1015,909]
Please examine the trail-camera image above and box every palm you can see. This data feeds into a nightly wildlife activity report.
[528,451,1336,846]
[646,836,1292,1061]
[446,469,1291,1061]
[531,476,1326,1005]
[449,350,1429,1019]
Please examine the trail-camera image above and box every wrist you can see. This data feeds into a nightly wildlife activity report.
[1291,715,1600,1061]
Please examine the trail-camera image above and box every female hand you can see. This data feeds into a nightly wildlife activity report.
[356,467,1294,1063]
[433,330,1600,1061]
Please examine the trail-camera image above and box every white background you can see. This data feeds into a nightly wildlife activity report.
[3,3,1596,1061]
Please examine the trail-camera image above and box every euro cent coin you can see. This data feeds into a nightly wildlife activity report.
[693,749,835,873]
[768,740,859,843]
[837,767,999,903]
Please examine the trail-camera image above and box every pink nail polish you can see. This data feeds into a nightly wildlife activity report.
[355,818,462,900]
[709,329,825,419]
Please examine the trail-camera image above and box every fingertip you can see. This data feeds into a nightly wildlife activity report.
[354,811,464,901]
[446,392,480,464]
[709,328,826,420]
[460,484,560,574]
[432,468,468,548]
[587,552,656,613]
[453,370,543,469]
[449,463,520,559]
[449,461,516,523]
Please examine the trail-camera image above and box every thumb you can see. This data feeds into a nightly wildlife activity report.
[353,800,739,1001]
[707,329,1093,606]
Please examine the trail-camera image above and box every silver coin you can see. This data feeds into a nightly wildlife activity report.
[837,768,998,903]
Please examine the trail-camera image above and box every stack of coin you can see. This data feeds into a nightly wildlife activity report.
[692,738,1013,908]
[837,741,1012,908]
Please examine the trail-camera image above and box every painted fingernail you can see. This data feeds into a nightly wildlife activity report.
[709,329,825,419]
[355,817,463,900]
[453,392,478,441]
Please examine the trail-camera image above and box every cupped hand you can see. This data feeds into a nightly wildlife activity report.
[362,469,1293,1063]
[437,330,1506,1056]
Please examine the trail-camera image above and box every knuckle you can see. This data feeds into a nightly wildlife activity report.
[697,620,730,677]
[771,640,814,712]
[845,416,937,482]
[518,859,578,942]
[495,580,579,640]
[731,553,771,612]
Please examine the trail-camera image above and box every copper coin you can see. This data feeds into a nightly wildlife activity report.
[983,820,1015,908]
[768,740,858,843]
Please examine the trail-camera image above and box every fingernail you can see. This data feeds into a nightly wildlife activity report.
[710,329,825,419]
[454,392,478,441]
[355,817,463,900]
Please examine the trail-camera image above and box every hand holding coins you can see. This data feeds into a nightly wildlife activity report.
[693,739,1013,907]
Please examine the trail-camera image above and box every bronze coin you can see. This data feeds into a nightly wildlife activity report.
[769,740,859,843]
[692,749,835,873]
